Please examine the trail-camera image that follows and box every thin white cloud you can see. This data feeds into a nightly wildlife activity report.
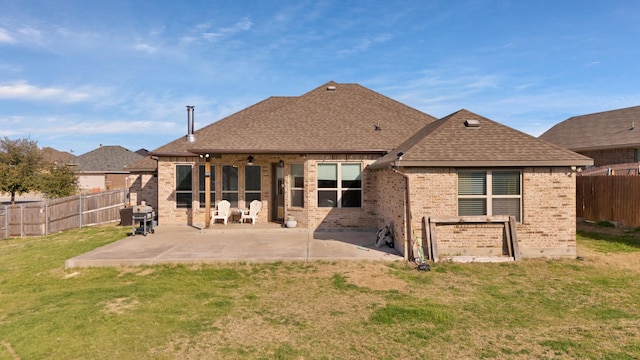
[338,34,392,55]
[182,17,253,44]
[134,43,158,54]
[0,81,90,102]
[0,27,16,43]
[17,26,43,45]
[201,17,253,41]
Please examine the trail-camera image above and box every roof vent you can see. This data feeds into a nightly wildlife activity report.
[464,119,480,128]
[327,85,336,91]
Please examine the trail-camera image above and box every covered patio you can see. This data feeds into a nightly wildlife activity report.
[65,224,402,268]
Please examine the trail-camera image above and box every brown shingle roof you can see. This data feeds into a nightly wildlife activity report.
[71,145,143,172]
[370,109,593,169]
[151,81,436,156]
[539,106,640,151]
[124,156,157,172]
[41,146,75,165]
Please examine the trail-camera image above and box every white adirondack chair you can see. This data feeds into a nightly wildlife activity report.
[240,200,262,225]
[212,200,231,225]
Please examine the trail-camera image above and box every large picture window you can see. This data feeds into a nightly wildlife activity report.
[176,164,193,209]
[244,165,261,207]
[317,163,361,208]
[198,165,215,208]
[458,170,521,221]
[290,163,304,208]
[222,165,239,208]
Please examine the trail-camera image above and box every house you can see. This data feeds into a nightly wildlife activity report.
[148,81,592,260]
[539,106,640,168]
[368,109,592,259]
[70,145,143,192]
[41,147,75,166]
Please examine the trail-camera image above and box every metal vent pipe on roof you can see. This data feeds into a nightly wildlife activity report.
[186,106,196,142]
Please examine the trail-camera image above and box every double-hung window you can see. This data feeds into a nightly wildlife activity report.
[458,170,521,221]
[317,163,362,208]
[290,164,304,208]
[222,165,239,208]
[176,164,193,209]
[244,165,261,207]
[198,165,215,208]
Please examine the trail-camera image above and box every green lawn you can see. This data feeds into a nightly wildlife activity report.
[1,224,639,359]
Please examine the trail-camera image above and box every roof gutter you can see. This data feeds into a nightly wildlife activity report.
[186,149,387,155]
[370,159,594,170]
[150,149,388,157]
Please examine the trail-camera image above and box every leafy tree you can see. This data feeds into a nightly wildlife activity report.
[0,137,79,203]
[38,163,78,199]
[0,137,43,204]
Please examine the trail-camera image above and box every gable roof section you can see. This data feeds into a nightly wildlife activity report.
[152,81,437,156]
[539,106,640,151]
[124,156,157,172]
[42,146,75,165]
[71,145,143,173]
[370,109,593,169]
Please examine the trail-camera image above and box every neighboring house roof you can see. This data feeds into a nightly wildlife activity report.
[151,81,437,156]
[41,147,75,165]
[370,109,593,169]
[71,145,143,173]
[135,148,150,157]
[539,106,640,151]
[124,156,157,172]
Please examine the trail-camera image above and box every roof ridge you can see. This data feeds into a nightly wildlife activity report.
[569,105,640,120]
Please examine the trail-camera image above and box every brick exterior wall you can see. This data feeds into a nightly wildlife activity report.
[105,173,129,190]
[127,172,158,210]
[580,148,636,167]
[155,154,378,228]
[155,156,577,259]
[372,166,576,259]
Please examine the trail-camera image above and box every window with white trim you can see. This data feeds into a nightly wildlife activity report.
[290,163,304,208]
[176,164,193,209]
[458,170,521,221]
[198,165,215,208]
[244,165,261,207]
[317,163,362,208]
[222,165,239,208]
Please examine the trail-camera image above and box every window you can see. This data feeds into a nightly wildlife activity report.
[244,165,261,207]
[290,163,304,207]
[458,170,521,221]
[198,165,215,208]
[222,165,238,208]
[176,165,193,208]
[635,149,640,162]
[317,163,362,208]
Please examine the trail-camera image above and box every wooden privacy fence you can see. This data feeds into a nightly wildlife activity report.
[577,175,640,227]
[0,189,127,239]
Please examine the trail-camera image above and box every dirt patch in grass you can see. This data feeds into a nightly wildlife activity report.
[117,267,155,277]
[102,297,140,314]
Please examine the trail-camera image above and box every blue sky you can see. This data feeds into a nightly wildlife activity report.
[1,0,639,155]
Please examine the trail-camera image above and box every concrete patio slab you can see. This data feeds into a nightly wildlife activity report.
[65,225,403,268]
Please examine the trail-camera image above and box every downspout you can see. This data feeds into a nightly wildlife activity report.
[391,165,413,261]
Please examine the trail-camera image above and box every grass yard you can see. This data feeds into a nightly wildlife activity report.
[0,223,639,359]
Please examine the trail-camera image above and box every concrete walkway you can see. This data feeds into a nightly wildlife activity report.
[65,224,403,268]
